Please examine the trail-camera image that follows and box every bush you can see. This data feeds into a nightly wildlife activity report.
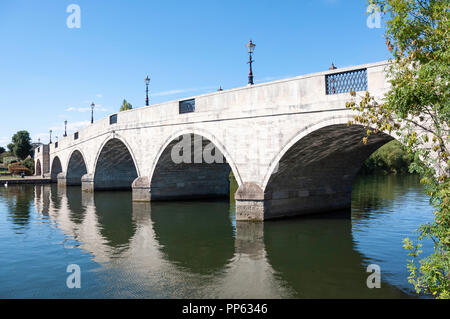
[22,157,34,174]
[8,163,32,176]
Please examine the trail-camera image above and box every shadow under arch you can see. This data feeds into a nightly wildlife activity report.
[50,156,63,182]
[66,150,88,186]
[93,137,139,190]
[150,200,235,275]
[35,159,42,176]
[262,120,394,218]
[149,131,238,201]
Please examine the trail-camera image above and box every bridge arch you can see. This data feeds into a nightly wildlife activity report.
[148,128,241,201]
[50,156,63,182]
[257,115,394,219]
[149,128,242,187]
[65,149,88,186]
[35,159,42,176]
[93,136,139,190]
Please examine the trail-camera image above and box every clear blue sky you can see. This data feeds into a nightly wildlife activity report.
[0,0,389,146]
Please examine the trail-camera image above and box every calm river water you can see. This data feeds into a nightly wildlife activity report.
[0,175,433,298]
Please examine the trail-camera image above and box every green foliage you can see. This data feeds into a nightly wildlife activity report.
[1,155,18,165]
[119,99,133,112]
[348,0,449,298]
[0,147,5,154]
[22,157,34,174]
[361,140,414,174]
[10,131,33,160]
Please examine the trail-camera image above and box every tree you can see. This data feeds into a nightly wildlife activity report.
[10,131,33,160]
[0,147,5,154]
[347,0,449,298]
[22,157,35,174]
[119,99,133,112]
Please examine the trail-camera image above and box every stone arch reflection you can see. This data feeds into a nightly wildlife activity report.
[94,191,136,253]
[66,186,86,224]
[151,200,235,275]
[263,213,408,298]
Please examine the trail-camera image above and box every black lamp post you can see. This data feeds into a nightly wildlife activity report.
[145,75,150,106]
[90,102,95,124]
[49,130,52,144]
[64,120,67,137]
[246,40,256,85]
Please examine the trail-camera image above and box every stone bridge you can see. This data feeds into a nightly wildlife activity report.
[34,61,392,221]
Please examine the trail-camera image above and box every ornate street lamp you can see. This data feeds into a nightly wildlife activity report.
[145,75,150,106]
[246,39,256,85]
[49,130,52,144]
[90,102,95,124]
[64,120,68,137]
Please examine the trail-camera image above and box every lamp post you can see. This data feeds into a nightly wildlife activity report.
[64,120,67,137]
[49,130,52,144]
[145,75,150,106]
[90,102,95,124]
[246,39,256,85]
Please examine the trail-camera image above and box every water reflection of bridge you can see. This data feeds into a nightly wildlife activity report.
[30,184,410,298]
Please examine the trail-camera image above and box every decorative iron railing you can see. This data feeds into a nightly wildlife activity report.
[325,68,368,95]
[179,99,195,114]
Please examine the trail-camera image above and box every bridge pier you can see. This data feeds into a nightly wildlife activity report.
[132,176,151,201]
[57,173,67,186]
[235,183,265,221]
[81,174,95,192]
[235,182,352,221]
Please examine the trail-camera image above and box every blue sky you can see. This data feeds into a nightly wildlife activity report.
[0,0,389,146]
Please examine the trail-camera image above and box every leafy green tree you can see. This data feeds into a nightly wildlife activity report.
[347,0,449,298]
[7,143,14,153]
[10,131,33,160]
[119,99,133,112]
[22,157,35,174]
[361,140,414,174]
[0,147,5,154]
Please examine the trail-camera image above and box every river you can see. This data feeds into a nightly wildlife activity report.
[0,174,433,298]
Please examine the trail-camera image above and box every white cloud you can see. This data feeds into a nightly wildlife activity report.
[96,94,103,98]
